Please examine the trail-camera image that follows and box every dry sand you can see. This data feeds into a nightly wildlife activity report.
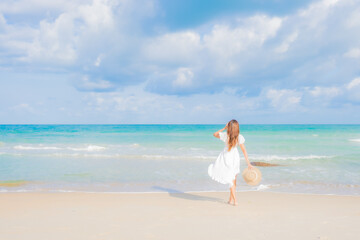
[0,191,359,240]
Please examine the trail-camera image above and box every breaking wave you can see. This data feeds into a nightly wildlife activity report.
[14,145,61,150]
[13,144,106,152]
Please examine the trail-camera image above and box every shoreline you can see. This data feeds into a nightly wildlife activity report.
[1,189,359,197]
[1,191,359,240]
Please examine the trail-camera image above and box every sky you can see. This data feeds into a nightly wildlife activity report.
[0,0,360,124]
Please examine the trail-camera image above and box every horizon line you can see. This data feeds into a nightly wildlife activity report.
[1,123,359,125]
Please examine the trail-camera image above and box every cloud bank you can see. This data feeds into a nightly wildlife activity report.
[0,0,359,123]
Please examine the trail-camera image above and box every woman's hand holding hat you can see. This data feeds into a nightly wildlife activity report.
[242,166,262,186]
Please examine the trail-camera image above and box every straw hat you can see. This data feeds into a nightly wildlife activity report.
[242,166,262,186]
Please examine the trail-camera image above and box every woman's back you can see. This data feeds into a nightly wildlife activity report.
[219,132,245,152]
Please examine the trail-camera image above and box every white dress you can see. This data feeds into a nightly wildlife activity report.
[208,132,245,187]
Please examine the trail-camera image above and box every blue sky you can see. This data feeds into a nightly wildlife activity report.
[0,0,359,124]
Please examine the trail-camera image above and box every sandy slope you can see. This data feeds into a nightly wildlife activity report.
[0,191,359,240]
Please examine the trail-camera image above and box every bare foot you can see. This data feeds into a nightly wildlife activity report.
[227,200,233,205]
[233,202,238,206]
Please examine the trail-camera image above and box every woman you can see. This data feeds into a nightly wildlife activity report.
[208,119,253,206]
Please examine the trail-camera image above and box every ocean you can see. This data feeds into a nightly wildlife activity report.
[0,124,359,195]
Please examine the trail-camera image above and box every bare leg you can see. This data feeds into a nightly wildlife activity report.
[228,175,238,205]
[228,175,236,204]
[228,191,233,204]
[230,181,237,205]
[233,178,238,205]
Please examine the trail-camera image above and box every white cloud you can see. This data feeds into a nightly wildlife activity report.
[139,0,360,95]
[309,86,341,97]
[0,15,36,63]
[113,96,139,111]
[82,83,357,123]
[143,31,201,64]
[344,48,360,58]
[2,0,359,94]
[0,0,87,15]
[27,16,78,63]
[84,85,187,116]
[76,75,114,91]
[173,68,194,88]
[26,0,116,64]
[1,0,360,124]
[141,13,284,85]
[94,55,102,67]
[74,82,264,123]
[142,15,283,69]
[345,77,360,102]
[347,77,360,89]
[265,88,302,111]
[275,31,298,53]
[78,0,114,30]
[298,0,339,28]
[204,15,282,58]
[0,0,155,68]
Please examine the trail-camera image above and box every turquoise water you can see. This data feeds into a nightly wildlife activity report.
[0,124,359,195]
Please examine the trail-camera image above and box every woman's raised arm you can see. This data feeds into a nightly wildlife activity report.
[239,143,253,169]
[213,124,227,138]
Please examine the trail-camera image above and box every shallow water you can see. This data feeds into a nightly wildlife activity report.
[0,124,359,195]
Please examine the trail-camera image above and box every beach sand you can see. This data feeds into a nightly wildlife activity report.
[0,191,359,240]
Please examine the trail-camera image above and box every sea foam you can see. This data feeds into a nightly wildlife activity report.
[13,144,106,152]
[14,145,61,150]
[67,145,106,151]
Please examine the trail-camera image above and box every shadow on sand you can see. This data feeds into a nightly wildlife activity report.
[151,186,225,204]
